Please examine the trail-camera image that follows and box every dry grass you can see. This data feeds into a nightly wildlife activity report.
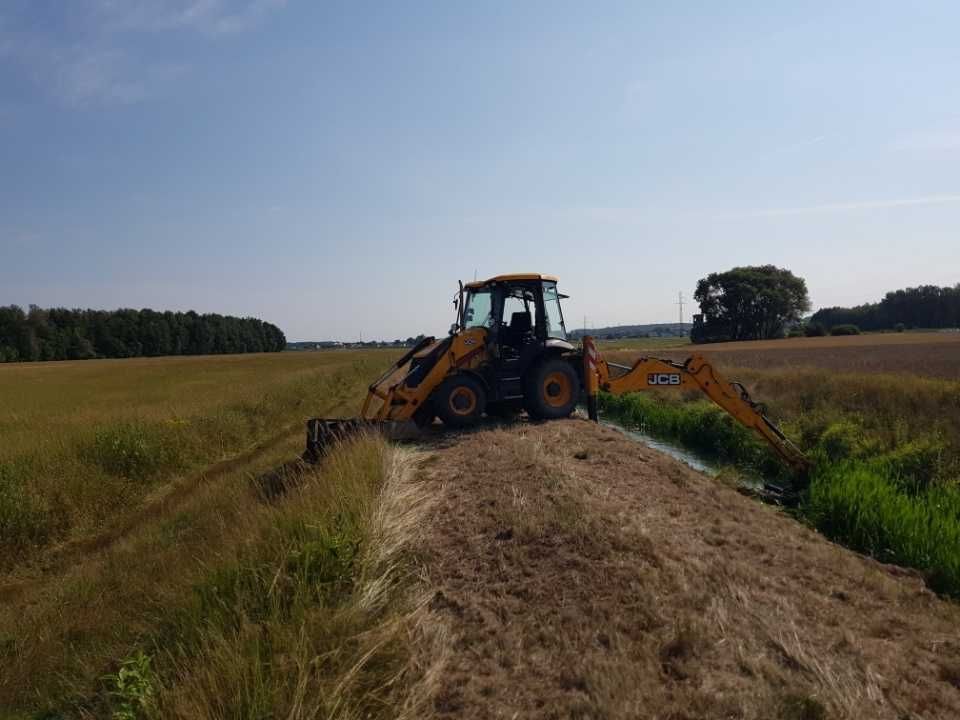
[0,350,393,459]
[0,349,395,559]
[151,438,434,720]
[406,420,960,719]
[0,433,434,719]
[610,331,960,380]
[685,331,960,352]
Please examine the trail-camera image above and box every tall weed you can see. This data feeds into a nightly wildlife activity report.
[0,461,61,549]
[804,463,960,595]
[80,422,185,482]
[140,437,417,719]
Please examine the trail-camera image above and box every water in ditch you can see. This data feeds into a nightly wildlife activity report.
[600,419,718,475]
[593,413,770,496]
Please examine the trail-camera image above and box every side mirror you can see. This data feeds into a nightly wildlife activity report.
[449,323,459,336]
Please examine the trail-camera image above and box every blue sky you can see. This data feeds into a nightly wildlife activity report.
[2,1,958,341]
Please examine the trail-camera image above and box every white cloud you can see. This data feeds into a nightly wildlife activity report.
[0,0,286,107]
[93,0,286,35]
[716,193,960,219]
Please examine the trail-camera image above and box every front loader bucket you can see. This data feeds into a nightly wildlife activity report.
[303,418,372,464]
[302,417,421,464]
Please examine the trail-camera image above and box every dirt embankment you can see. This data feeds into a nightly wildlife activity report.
[408,419,960,719]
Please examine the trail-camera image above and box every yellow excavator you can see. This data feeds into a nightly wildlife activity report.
[304,274,809,484]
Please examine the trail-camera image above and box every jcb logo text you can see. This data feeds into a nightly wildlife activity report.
[647,373,681,386]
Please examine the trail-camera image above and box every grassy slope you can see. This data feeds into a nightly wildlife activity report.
[0,433,431,719]
[0,350,397,558]
[599,365,960,596]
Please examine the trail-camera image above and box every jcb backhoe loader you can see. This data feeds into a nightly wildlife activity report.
[304,274,809,484]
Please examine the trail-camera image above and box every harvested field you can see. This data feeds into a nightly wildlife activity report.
[604,332,960,380]
[409,419,960,719]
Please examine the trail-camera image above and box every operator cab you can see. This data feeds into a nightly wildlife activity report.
[457,274,574,401]
[460,274,570,343]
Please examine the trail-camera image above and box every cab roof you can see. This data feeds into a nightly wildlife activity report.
[463,273,559,290]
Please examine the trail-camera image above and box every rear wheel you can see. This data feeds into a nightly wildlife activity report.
[524,356,578,420]
[434,374,487,428]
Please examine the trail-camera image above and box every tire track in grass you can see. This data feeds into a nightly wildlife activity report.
[0,421,305,603]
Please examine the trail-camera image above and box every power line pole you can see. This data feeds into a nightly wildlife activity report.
[677,292,686,325]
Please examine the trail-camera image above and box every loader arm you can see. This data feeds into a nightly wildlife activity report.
[582,336,809,475]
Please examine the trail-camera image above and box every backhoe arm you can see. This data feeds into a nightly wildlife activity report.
[582,336,809,475]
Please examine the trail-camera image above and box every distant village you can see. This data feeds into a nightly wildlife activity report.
[286,336,429,351]
[287,323,691,351]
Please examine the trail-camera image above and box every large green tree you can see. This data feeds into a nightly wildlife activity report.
[692,265,810,342]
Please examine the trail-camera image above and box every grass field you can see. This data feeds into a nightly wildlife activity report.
[592,335,691,352]
[639,331,960,380]
[0,350,396,558]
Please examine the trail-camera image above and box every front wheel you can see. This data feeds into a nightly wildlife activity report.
[434,374,487,428]
[524,357,578,420]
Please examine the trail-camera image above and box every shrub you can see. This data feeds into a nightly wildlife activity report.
[0,462,57,549]
[812,420,877,463]
[787,327,804,338]
[106,651,156,720]
[830,324,861,336]
[875,438,947,494]
[80,422,183,482]
[804,322,827,337]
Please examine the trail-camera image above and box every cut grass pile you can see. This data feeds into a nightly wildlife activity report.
[0,351,395,559]
[1,435,430,719]
[599,367,960,597]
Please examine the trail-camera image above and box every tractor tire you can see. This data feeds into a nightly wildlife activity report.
[524,356,578,420]
[434,374,487,428]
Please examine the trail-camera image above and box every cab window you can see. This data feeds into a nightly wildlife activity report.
[463,289,493,329]
[542,281,567,339]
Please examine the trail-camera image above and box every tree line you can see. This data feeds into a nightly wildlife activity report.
[811,285,960,331]
[0,306,286,362]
